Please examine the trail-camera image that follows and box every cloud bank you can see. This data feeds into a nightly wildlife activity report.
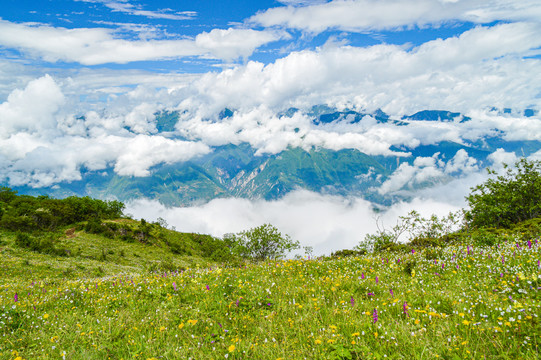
[0,20,284,64]
[125,188,467,256]
[251,0,541,33]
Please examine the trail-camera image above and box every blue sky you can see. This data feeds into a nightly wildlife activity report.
[1,0,527,74]
[1,0,541,187]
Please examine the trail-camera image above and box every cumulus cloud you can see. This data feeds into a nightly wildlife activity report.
[184,23,541,116]
[250,0,541,33]
[195,28,289,62]
[126,189,464,256]
[0,20,281,65]
[0,75,211,187]
[378,150,480,195]
[0,74,64,138]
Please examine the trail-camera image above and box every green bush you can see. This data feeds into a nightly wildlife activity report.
[229,224,300,261]
[465,158,541,228]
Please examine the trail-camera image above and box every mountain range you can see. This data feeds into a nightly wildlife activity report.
[12,107,540,206]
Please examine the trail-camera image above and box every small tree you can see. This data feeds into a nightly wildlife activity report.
[230,224,300,261]
[465,158,541,228]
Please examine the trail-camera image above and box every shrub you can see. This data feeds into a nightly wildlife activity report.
[465,158,541,228]
[229,224,300,261]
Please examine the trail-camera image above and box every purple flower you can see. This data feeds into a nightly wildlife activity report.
[467,246,470,255]
[361,273,365,280]
[236,298,240,307]
[375,276,379,284]
[403,301,409,317]
[412,249,415,254]
[350,296,355,307]
[367,292,375,297]
[502,256,505,264]
[373,308,378,323]
[14,293,18,302]
[527,240,532,249]
[206,285,210,291]
[172,282,177,291]
[389,288,394,297]
[441,263,445,269]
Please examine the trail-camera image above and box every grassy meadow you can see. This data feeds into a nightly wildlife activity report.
[1,229,540,359]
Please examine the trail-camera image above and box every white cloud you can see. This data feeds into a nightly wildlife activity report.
[126,189,464,256]
[251,0,541,33]
[186,23,541,116]
[0,20,282,65]
[0,74,64,139]
[195,28,289,62]
[75,0,197,20]
[0,75,211,186]
[378,150,480,195]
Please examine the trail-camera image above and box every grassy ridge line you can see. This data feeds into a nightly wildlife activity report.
[1,236,540,359]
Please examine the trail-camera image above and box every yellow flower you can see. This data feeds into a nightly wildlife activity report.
[159,326,166,332]
[43,314,49,319]
[188,319,198,326]
[458,313,465,317]
[228,345,236,352]
[374,332,378,338]
[462,320,470,325]
[414,319,420,324]
[351,332,360,337]
[178,323,184,329]
[314,339,322,345]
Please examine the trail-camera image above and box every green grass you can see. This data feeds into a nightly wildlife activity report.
[1,228,540,359]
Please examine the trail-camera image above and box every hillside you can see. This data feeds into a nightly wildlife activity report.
[2,162,541,359]
[0,189,236,280]
[1,220,540,359]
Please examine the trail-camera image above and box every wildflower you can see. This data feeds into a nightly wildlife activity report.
[462,320,471,325]
[527,240,532,249]
[43,314,50,319]
[350,296,355,307]
[361,272,365,279]
[373,308,378,323]
[375,276,379,284]
[14,293,18,302]
[228,345,235,352]
[314,339,322,344]
[206,285,210,291]
[172,282,177,291]
[411,249,415,254]
[389,288,394,297]
[403,301,409,317]
[178,323,184,329]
